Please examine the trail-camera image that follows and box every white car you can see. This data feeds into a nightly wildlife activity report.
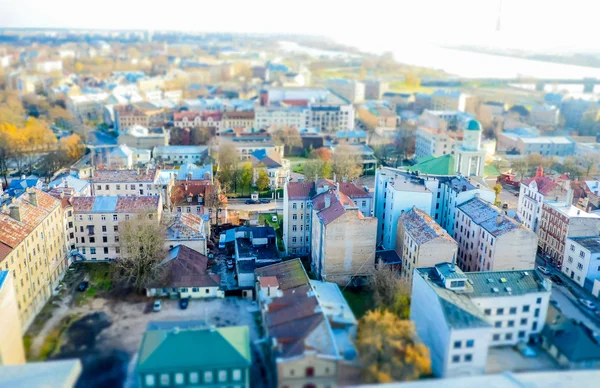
[537,266,550,275]
[579,298,596,310]
[153,300,162,312]
[219,233,226,249]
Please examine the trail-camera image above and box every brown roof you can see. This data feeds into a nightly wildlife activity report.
[148,245,220,288]
[337,182,372,199]
[286,182,315,200]
[70,197,95,212]
[286,180,371,200]
[259,276,279,288]
[521,176,561,196]
[115,196,161,213]
[222,111,255,120]
[0,242,12,261]
[92,168,158,183]
[171,180,212,206]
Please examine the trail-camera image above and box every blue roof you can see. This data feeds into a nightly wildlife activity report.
[91,196,119,213]
[267,63,289,72]
[48,176,90,193]
[251,149,268,160]
[336,130,366,139]
[433,89,462,97]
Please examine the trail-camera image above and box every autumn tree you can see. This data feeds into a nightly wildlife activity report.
[205,183,226,226]
[303,159,332,181]
[493,184,503,207]
[332,145,363,181]
[357,310,431,383]
[239,162,253,195]
[256,169,271,191]
[309,147,332,161]
[216,143,240,193]
[113,213,166,293]
[368,263,411,319]
[510,158,529,180]
[270,126,302,156]
[60,134,86,160]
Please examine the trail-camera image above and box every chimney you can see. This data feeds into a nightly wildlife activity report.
[28,190,38,207]
[324,195,331,208]
[9,205,21,222]
[496,214,503,225]
[566,188,574,207]
[333,173,337,183]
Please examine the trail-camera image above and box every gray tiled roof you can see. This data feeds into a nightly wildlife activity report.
[570,236,600,253]
[465,269,548,298]
[458,197,520,237]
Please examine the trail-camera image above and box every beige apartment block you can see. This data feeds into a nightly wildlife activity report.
[0,189,68,330]
[90,168,172,207]
[0,271,25,365]
[396,207,458,285]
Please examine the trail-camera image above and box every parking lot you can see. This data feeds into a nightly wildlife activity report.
[26,265,265,388]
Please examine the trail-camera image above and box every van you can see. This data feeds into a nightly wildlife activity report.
[219,233,226,249]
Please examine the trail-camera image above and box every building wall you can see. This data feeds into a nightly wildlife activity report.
[562,240,600,290]
[312,209,377,284]
[117,134,169,150]
[277,353,337,388]
[492,230,538,270]
[165,238,207,256]
[139,366,248,388]
[0,272,26,365]
[283,195,312,256]
[399,236,458,284]
[472,291,550,346]
[146,285,223,299]
[410,273,452,377]
[445,328,490,378]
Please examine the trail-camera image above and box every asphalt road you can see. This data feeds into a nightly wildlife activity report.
[226,199,283,212]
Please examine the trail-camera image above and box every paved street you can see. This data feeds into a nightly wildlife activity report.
[226,198,283,212]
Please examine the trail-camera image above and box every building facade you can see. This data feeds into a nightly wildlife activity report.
[562,236,600,291]
[0,271,25,365]
[517,168,567,233]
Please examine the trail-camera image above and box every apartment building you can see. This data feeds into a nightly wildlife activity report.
[253,106,306,130]
[529,105,560,127]
[364,79,389,100]
[562,237,600,291]
[455,197,538,272]
[0,271,26,365]
[517,167,568,233]
[283,179,373,256]
[117,125,170,150]
[220,111,254,132]
[70,196,162,262]
[307,103,355,133]
[412,263,551,377]
[396,207,458,284]
[431,90,467,111]
[255,259,360,388]
[173,111,222,130]
[325,79,365,103]
[478,101,505,127]
[250,149,290,189]
[538,198,600,267]
[90,168,172,206]
[66,93,109,122]
[515,137,575,157]
[114,102,168,133]
[152,145,209,165]
[310,188,377,285]
[0,189,68,329]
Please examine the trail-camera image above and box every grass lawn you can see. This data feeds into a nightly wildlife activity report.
[484,165,501,178]
[342,288,373,319]
[288,156,307,174]
[259,213,285,251]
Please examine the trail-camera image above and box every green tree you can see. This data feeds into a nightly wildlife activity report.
[216,143,239,193]
[256,169,270,191]
[239,162,253,195]
[357,310,431,383]
[493,184,502,207]
[303,159,332,181]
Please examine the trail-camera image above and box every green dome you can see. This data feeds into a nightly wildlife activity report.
[466,120,482,131]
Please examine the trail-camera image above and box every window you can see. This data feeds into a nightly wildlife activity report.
[293,203,297,209]
[113,215,118,221]
[145,375,156,387]
[532,321,538,331]
[453,340,461,349]
[518,331,526,339]
[466,339,474,348]
[174,373,184,385]
[507,320,515,327]
[521,318,528,325]
[484,309,491,316]
[103,247,109,254]
[90,248,96,254]
[497,308,504,315]
[160,374,170,386]
[292,214,297,220]
[101,215,106,221]
[452,355,460,363]
[292,225,297,232]
[306,367,314,377]
[577,263,584,270]
[536,297,542,304]
[494,321,502,328]
[204,371,213,383]
[464,354,472,362]
[218,370,227,382]
[103,236,108,243]
[509,307,517,315]
[232,369,242,381]
[534,308,540,318]
[523,305,530,313]
[189,372,199,384]
[114,225,118,232]
[505,333,513,340]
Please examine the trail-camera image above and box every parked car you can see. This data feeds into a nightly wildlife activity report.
[271,215,278,222]
[579,298,596,310]
[226,259,234,270]
[78,281,89,292]
[219,233,226,249]
[550,299,560,308]
[537,266,550,275]
[514,192,520,197]
[179,298,189,310]
[502,203,509,209]
[516,341,537,357]
[550,275,563,285]
[260,198,271,204]
[245,199,258,204]
[153,300,162,312]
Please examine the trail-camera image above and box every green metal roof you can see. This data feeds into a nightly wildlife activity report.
[137,326,251,373]
[466,119,482,131]
[465,269,548,298]
[407,154,456,175]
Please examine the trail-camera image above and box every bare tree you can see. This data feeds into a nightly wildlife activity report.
[216,143,239,193]
[332,145,363,181]
[368,263,411,319]
[113,213,167,293]
[205,182,226,226]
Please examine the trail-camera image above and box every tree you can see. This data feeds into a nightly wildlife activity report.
[303,159,332,181]
[256,169,270,191]
[60,134,85,160]
[205,183,226,226]
[357,310,431,383]
[368,263,411,319]
[576,154,600,178]
[271,126,302,156]
[309,147,332,161]
[74,62,84,73]
[216,143,239,193]
[563,156,585,180]
[239,162,253,195]
[113,213,166,293]
[510,158,529,180]
[332,145,363,181]
[493,184,503,207]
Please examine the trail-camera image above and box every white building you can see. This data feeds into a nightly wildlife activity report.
[326,79,365,103]
[455,197,538,272]
[454,120,486,177]
[254,106,306,130]
[563,237,600,291]
[529,105,560,127]
[431,90,467,112]
[66,93,109,122]
[152,145,209,165]
[27,60,63,74]
[517,168,567,233]
[411,263,552,378]
[90,168,173,206]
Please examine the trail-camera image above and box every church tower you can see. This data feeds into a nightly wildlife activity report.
[455,120,486,177]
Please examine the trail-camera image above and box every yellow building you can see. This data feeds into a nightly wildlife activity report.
[0,189,68,330]
[0,270,25,365]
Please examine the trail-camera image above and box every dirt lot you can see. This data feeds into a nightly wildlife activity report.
[25,264,264,388]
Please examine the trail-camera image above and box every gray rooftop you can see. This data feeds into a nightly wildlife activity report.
[0,359,82,388]
[569,236,600,253]
[458,197,520,237]
[466,269,549,298]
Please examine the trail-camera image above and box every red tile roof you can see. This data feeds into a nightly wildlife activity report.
[259,276,279,288]
[92,168,158,183]
[222,111,255,120]
[148,245,220,288]
[115,196,161,213]
[337,182,372,199]
[286,182,315,200]
[171,181,212,206]
[521,176,560,195]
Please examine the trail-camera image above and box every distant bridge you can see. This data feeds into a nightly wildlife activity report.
[421,78,600,93]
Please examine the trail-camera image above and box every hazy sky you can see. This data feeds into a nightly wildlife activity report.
[1,0,598,51]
